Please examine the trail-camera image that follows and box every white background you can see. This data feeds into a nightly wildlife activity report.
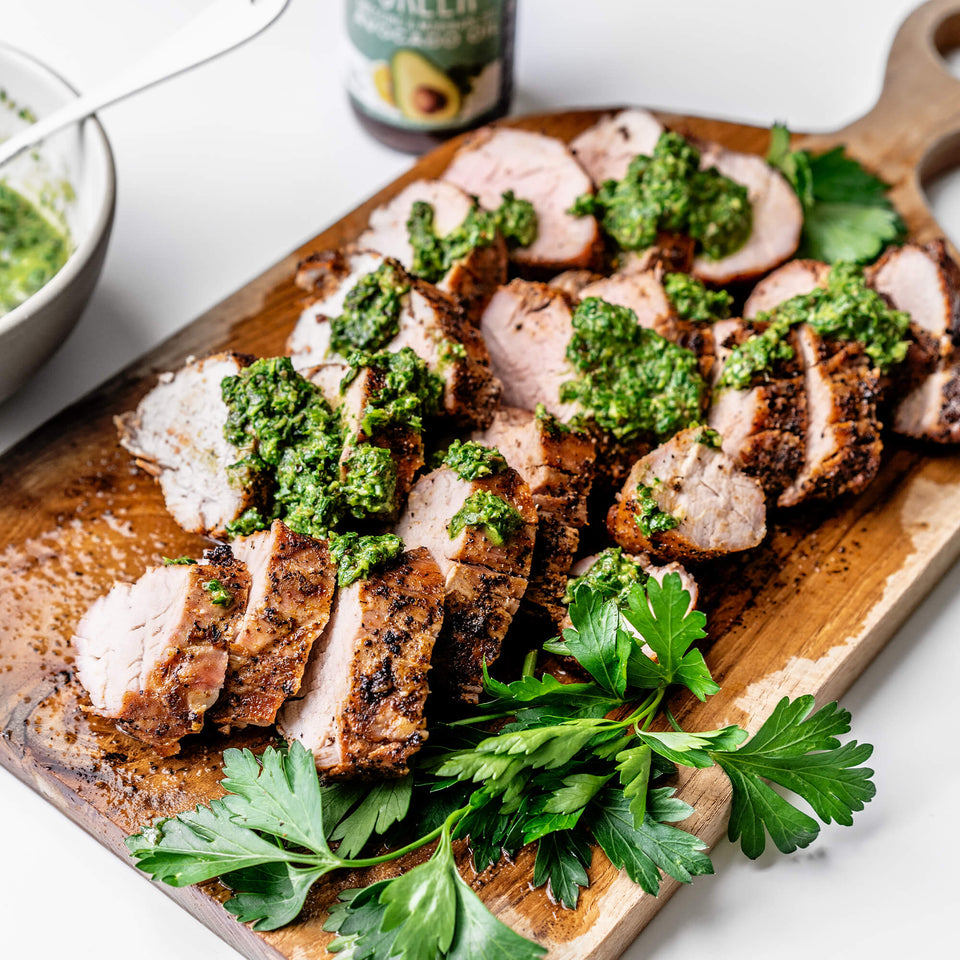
[2,1,959,957]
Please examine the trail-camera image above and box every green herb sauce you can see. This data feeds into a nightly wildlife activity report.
[0,183,71,317]
[162,556,197,566]
[561,297,705,442]
[663,272,733,322]
[570,131,752,261]
[330,261,409,355]
[634,484,681,539]
[203,578,233,607]
[448,490,523,546]
[406,191,538,284]
[329,531,404,587]
[717,261,911,390]
[562,547,648,606]
[534,402,573,439]
[340,442,398,518]
[343,346,444,434]
[694,426,723,448]
[439,439,507,479]
[438,338,467,368]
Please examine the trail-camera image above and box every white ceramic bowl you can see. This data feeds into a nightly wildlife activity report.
[0,43,116,405]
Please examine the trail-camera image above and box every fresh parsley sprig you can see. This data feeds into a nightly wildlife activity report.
[126,575,874,953]
[767,122,906,263]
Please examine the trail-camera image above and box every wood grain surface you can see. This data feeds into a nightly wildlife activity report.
[4,2,960,957]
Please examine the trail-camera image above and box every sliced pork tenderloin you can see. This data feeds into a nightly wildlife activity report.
[569,108,665,185]
[289,247,500,428]
[278,547,444,778]
[469,405,596,527]
[777,325,883,507]
[479,279,579,419]
[73,553,250,755]
[608,426,767,563]
[892,361,960,443]
[207,522,336,732]
[691,146,803,286]
[521,514,580,625]
[442,127,602,272]
[743,259,829,318]
[115,353,258,538]
[708,318,808,497]
[357,179,508,324]
[549,269,604,298]
[393,465,537,701]
[869,241,960,443]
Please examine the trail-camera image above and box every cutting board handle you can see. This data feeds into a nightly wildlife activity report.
[809,1,960,183]
[802,0,960,239]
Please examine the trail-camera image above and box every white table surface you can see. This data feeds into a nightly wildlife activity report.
[2,1,958,957]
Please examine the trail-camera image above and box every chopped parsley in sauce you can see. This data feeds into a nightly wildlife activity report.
[439,439,507,479]
[406,191,538,284]
[162,556,197,566]
[0,183,71,317]
[635,484,681,539]
[203,578,233,607]
[563,547,649,606]
[717,261,911,390]
[343,346,444,434]
[330,261,409,355]
[561,297,705,442]
[340,443,398,519]
[448,490,523,546]
[663,272,733,322]
[570,131,752,261]
[329,532,405,587]
[694,426,723,448]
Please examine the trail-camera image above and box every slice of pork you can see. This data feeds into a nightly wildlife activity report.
[608,426,767,563]
[479,279,579,419]
[289,248,500,428]
[116,353,257,538]
[207,522,336,732]
[73,554,250,755]
[892,361,960,443]
[869,241,960,444]
[393,465,537,701]
[522,513,580,625]
[778,325,883,507]
[708,318,807,497]
[278,547,444,778]
[868,240,960,357]
[549,269,604,298]
[744,259,829,318]
[442,127,602,272]
[357,179,508,325]
[569,108,665,185]
[469,405,596,528]
[691,146,803,286]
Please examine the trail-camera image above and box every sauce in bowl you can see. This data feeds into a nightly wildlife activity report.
[0,181,70,317]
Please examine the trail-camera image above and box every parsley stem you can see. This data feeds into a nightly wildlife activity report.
[341,805,471,869]
[521,648,538,678]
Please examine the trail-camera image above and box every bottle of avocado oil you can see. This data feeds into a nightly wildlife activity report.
[345,0,517,153]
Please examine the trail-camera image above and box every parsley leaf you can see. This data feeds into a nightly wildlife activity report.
[327,778,414,859]
[223,862,330,931]
[533,829,593,909]
[709,696,876,858]
[542,588,630,696]
[589,788,713,896]
[326,828,546,960]
[621,574,718,699]
[767,123,906,263]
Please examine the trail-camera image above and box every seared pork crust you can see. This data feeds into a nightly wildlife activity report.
[522,513,580,624]
[278,548,444,778]
[778,327,883,507]
[708,319,808,496]
[208,522,336,732]
[73,555,250,755]
[608,427,767,563]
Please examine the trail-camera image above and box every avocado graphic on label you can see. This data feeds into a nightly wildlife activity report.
[391,49,461,124]
[372,62,395,107]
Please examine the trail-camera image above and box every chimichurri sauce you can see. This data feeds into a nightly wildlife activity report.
[0,183,70,317]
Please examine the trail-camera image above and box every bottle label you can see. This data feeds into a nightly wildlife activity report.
[345,0,505,130]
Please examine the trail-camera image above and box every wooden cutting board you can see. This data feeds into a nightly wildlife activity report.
[3,1,960,957]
